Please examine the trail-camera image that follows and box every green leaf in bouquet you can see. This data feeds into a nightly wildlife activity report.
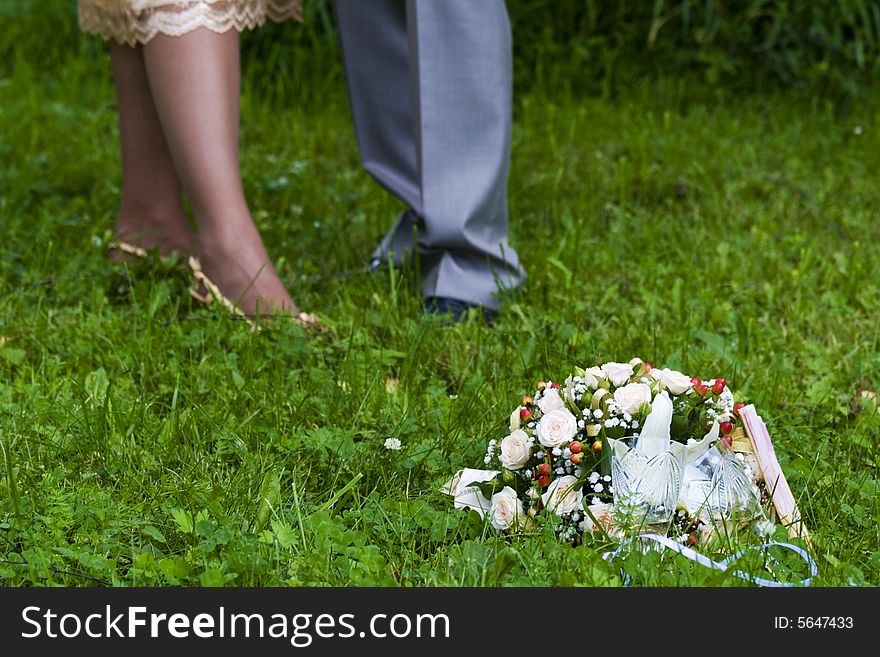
[603,425,627,439]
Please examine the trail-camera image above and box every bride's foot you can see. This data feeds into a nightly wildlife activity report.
[110,212,195,261]
[193,228,300,318]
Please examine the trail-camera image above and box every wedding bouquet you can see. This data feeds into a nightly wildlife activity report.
[443,358,793,547]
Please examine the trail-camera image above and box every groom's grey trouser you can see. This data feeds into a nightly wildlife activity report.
[333,0,525,310]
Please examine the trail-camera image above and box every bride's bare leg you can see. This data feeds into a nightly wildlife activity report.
[141,28,297,316]
[111,43,194,256]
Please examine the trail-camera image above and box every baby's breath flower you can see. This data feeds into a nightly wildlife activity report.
[755,519,776,538]
[384,437,402,450]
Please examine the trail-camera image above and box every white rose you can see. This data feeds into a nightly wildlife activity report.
[541,475,583,516]
[489,486,525,530]
[581,503,614,533]
[509,407,521,432]
[538,387,565,414]
[536,408,578,448]
[601,362,634,387]
[499,429,531,470]
[584,366,605,388]
[613,383,652,415]
[650,368,693,395]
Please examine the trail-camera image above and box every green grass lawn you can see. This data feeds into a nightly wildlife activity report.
[1,13,879,587]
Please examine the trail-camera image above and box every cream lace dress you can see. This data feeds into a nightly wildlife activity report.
[78,0,301,46]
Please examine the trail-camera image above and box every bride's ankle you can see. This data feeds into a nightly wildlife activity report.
[116,212,195,255]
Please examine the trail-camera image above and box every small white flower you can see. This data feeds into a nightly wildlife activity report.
[593,483,604,493]
[593,409,603,419]
[603,475,611,482]
[535,451,545,459]
[589,472,600,484]
[591,496,601,505]
[562,448,572,459]
[384,437,402,450]
[755,519,776,538]
[555,467,565,475]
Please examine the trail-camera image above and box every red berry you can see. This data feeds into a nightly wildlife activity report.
[522,395,534,405]
[538,463,551,476]
[538,475,551,487]
[690,376,702,387]
[712,379,726,395]
[733,402,746,415]
[696,384,709,396]
[551,382,562,389]
[720,421,734,435]
[569,441,582,454]
[520,408,532,421]
[536,381,547,391]
[592,440,603,453]
[720,435,733,447]
[570,453,582,465]
[687,534,699,547]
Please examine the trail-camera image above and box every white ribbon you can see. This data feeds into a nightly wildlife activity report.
[604,533,817,587]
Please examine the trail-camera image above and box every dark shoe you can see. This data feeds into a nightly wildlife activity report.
[424,296,497,325]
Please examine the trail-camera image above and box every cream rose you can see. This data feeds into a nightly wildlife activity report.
[537,387,565,414]
[499,429,531,470]
[650,368,693,395]
[536,408,578,448]
[581,503,614,533]
[613,382,652,415]
[489,486,525,530]
[584,366,605,388]
[601,362,634,387]
[541,475,583,516]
